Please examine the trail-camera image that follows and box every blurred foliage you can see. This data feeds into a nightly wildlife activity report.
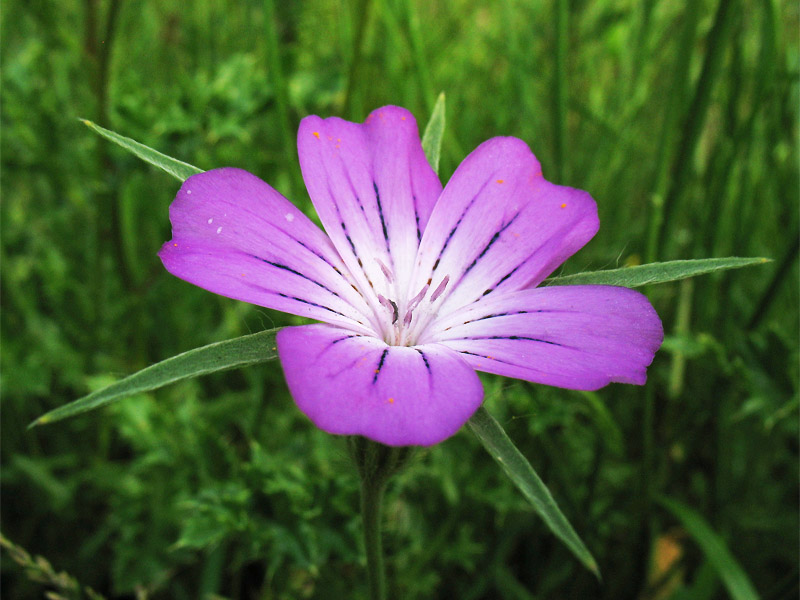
[2,0,798,599]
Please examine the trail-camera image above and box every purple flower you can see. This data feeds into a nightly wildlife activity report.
[159,106,662,447]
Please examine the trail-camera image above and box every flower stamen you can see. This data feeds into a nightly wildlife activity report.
[377,294,399,325]
[406,284,429,314]
[430,275,450,303]
[376,258,394,283]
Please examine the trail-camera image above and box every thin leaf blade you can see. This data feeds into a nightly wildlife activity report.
[81,119,203,181]
[421,92,446,175]
[545,257,769,288]
[658,496,761,600]
[467,406,600,577]
[30,329,279,427]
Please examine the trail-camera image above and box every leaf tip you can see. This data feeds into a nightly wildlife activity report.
[587,557,602,581]
[27,415,48,429]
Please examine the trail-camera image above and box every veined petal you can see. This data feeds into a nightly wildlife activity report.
[409,137,598,323]
[159,168,376,334]
[429,285,662,390]
[297,106,442,312]
[277,324,484,446]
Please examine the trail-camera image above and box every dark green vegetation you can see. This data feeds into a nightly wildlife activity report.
[2,0,797,598]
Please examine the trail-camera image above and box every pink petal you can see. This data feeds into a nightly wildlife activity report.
[159,168,376,334]
[297,106,442,308]
[429,285,663,390]
[410,137,599,316]
[277,324,484,446]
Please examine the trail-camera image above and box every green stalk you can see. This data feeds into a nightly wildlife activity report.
[668,278,694,399]
[342,0,373,117]
[263,0,299,197]
[644,0,700,263]
[348,437,414,600]
[402,0,434,113]
[84,0,125,368]
[361,476,387,600]
[553,0,569,183]
[747,232,799,330]
[653,0,738,259]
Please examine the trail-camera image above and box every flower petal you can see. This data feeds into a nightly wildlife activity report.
[277,324,484,446]
[297,106,442,310]
[429,285,663,390]
[409,137,598,319]
[159,168,376,334]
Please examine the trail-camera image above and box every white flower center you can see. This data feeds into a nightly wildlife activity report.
[371,262,450,346]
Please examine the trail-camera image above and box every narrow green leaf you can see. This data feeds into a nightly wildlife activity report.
[30,329,279,427]
[545,257,769,288]
[467,406,600,577]
[421,92,446,175]
[658,496,761,600]
[553,0,569,183]
[80,119,203,181]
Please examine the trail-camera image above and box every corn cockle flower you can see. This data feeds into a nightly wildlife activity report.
[159,106,662,447]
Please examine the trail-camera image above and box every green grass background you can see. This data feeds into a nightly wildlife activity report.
[2,0,798,598]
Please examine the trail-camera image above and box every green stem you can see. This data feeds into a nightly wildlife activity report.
[653,0,737,259]
[348,437,414,600]
[553,0,569,183]
[263,0,299,197]
[342,0,373,117]
[361,477,387,600]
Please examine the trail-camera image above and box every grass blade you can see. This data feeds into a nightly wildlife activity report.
[654,0,739,258]
[30,329,279,427]
[553,0,569,183]
[263,0,299,197]
[658,496,761,600]
[545,257,769,288]
[421,92,446,175]
[468,406,600,577]
[80,119,203,181]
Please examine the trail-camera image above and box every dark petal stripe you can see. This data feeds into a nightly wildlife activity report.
[327,182,379,293]
[413,194,421,242]
[273,291,350,318]
[461,212,520,277]
[249,255,342,298]
[458,350,519,368]
[373,181,390,244]
[454,334,568,348]
[461,308,573,325]
[373,348,389,383]
[341,167,367,216]
[415,348,432,372]
[433,176,494,270]
[482,263,521,296]
[479,233,567,298]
